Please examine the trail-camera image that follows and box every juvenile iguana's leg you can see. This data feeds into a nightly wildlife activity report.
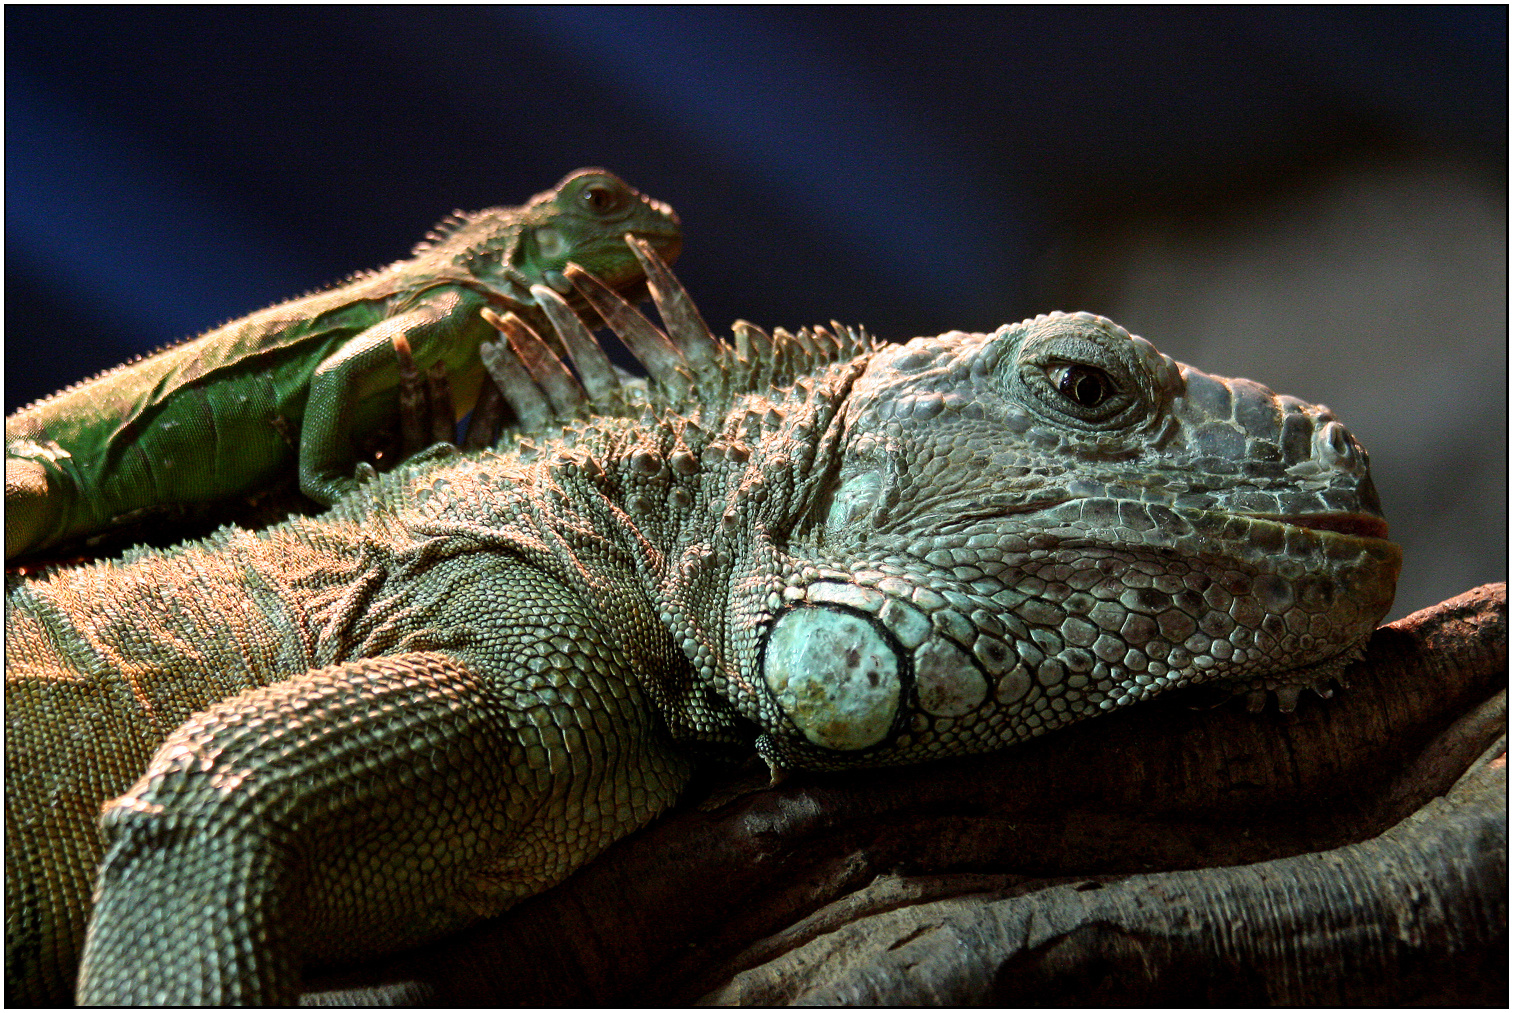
[392,336,459,460]
[300,288,487,505]
[393,334,432,460]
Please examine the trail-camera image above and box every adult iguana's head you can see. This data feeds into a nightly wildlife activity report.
[502,247,1402,775]
[418,168,682,309]
[741,313,1400,770]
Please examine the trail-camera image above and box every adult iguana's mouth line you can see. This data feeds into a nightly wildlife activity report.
[935,505,1389,543]
[922,499,1071,534]
[1250,512,1390,540]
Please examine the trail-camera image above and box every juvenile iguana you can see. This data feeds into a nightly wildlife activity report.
[4,169,682,562]
[4,243,1401,1003]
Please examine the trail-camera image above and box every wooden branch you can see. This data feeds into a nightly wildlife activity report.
[304,583,1507,1006]
[703,738,1506,1005]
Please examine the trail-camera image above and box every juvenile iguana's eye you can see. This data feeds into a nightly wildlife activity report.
[582,183,627,214]
[1051,364,1116,409]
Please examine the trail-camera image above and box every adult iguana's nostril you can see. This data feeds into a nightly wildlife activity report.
[1316,420,1362,473]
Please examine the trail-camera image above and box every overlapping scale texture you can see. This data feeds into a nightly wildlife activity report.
[747,312,1399,770]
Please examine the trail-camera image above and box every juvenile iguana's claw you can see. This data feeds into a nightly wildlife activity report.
[318,461,379,503]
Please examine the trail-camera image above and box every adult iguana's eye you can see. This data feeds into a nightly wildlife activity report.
[1051,364,1116,409]
[582,183,627,214]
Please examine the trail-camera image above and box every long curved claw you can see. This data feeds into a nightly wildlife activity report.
[559,266,689,391]
[525,283,627,407]
[624,235,720,369]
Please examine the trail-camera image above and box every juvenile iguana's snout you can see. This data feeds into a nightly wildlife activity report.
[747,312,1400,770]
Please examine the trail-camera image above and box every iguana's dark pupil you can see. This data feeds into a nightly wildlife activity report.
[583,186,619,213]
[1058,365,1113,408]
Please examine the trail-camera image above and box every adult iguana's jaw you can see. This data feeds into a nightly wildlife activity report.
[1252,511,1390,542]
[927,502,1390,543]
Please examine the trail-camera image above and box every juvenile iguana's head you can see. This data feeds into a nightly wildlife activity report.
[422,168,682,309]
[515,169,683,290]
[736,312,1401,770]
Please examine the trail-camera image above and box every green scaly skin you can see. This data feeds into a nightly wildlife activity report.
[4,169,681,562]
[4,250,1400,1003]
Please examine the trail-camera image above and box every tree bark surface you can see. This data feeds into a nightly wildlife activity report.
[304,582,1507,1006]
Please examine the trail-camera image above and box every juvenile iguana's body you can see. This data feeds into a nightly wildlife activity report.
[4,250,1400,1003]
[4,169,681,561]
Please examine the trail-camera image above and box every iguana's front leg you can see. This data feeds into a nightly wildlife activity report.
[76,653,507,1003]
[75,586,694,1003]
[300,288,488,505]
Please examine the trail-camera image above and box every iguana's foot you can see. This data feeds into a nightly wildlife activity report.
[305,463,379,506]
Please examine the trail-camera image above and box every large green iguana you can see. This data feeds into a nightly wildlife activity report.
[4,242,1401,1003]
[4,169,681,562]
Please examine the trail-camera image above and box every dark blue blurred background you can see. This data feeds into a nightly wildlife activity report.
[5,7,1507,618]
